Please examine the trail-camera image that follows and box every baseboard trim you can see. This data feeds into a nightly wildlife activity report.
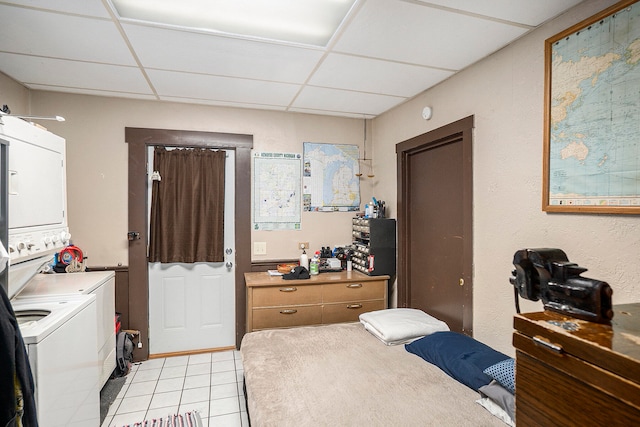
[148,345,237,359]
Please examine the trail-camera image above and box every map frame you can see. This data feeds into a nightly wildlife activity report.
[252,151,302,230]
[302,142,361,212]
[542,0,640,214]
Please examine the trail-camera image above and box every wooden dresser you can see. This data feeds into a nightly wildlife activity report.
[245,271,388,332]
[513,303,640,426]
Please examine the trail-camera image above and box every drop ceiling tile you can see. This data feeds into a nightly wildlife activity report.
[0,53,153,94]
[418,0,584,27]
[333,0,529,70]
[147,69,301,106]
[292,86,405,116]
[309,53,454,97]
[122,24,325,84]
[1,0,111,18]
[0,5,135,65]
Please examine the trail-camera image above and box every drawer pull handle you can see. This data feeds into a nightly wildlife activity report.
[347,304,363,309]
[347,283,363,288]
[280,309,298,314]
[533,336,563,354]
[279,287,297,292]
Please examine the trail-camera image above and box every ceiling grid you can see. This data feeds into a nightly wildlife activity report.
[0,0,584,118]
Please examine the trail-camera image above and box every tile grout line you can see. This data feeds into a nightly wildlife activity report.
[104,350,247,426]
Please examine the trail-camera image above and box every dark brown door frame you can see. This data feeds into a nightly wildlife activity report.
[126,127,253,359]
[396,115,474,333]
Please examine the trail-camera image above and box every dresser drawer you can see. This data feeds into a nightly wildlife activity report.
[323,300,386,324]
[322,280,386,303]
[252,285,322,307]
[514,331,640,410]
[252,305,322,330]
[515,349,640,426]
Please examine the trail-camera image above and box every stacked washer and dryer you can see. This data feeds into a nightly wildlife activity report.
[1,115,115,427]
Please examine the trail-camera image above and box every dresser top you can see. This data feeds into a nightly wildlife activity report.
[514,303,640,382]
[245,270,389,288]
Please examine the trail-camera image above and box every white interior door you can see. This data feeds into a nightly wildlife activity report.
[148,149,235,354]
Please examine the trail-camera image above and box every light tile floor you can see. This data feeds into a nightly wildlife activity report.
[101,350,248,427]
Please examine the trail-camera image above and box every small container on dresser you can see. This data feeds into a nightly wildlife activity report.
[513,303,640,426]
[351,217,396,276]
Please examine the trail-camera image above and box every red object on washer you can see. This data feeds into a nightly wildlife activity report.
[59,245,83,265]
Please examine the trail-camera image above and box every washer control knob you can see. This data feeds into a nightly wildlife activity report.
[60,231,71,242]
[16,242,26,251]
[44,236,52,246]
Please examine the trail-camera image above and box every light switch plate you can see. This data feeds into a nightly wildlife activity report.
[254,242,267,255]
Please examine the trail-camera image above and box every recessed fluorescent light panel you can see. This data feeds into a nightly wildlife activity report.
[111,0,357,46]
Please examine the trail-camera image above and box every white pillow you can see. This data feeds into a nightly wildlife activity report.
[476,397,515,427]
[359,308,449,345]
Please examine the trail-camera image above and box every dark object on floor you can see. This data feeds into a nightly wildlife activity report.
[100,376,125,424]
[113,331,135,377]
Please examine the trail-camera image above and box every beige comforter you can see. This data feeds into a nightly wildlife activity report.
[240,322,504,426]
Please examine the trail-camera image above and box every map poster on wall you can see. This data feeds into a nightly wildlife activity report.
[303,142,360,212]
[543,0,640,214]
[253,152,301,230]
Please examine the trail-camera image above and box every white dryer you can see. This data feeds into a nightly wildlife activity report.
[3,109,100,426]
[13,294,99,427]
[16,271,116,387]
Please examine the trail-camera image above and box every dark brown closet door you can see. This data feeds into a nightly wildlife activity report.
[397,116,473,334]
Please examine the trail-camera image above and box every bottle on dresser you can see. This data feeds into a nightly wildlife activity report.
[310,252,320,275]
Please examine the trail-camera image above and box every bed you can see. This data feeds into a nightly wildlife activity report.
[240,311,514,427]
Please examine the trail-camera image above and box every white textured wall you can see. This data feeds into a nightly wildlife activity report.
[0,71,30,114]
[373,0,637,354]
[25,93,372,266]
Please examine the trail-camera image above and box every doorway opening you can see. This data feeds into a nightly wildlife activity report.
[396,116,474,334]
[147,147,235,355]
[126,128,253,360]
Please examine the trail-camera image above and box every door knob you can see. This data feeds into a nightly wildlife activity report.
[226,261,233,269]
[459,278,464,286]
[225,248,233,255]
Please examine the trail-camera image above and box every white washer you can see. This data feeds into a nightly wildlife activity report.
[16,271,116,388]
[13,294,99,427]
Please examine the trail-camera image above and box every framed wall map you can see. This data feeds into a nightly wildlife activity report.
[543,0,640,214]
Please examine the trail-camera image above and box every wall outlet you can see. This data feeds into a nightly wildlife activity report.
[298,242,309,250]
[254,242,267,255]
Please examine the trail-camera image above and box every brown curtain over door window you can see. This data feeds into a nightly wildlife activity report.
[149,147,226,263]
